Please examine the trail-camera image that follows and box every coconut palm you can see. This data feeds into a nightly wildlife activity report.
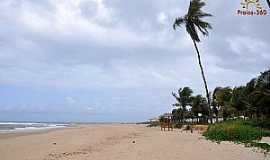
[172,87,193,110]
[191,94,209,123]
[231,86,247,116]
[214,87,234,121]
[172,87,193,122]
[173,0,213,123]
[212,87,223,123]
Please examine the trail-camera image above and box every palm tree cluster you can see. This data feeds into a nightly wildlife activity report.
[172,87,209,124]
[171,69,270,126]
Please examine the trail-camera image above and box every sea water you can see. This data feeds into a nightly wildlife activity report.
[0,122,69,133]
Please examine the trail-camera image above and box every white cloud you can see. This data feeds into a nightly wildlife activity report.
[226,36,269,57]
[0,1,268,93]
[65,96,76,104]
[157,12,167,25]
[9,0,152,48]
[87,106,94,110]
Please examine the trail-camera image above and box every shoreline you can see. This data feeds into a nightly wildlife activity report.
[0,125,73,140]
[0,121,71,135]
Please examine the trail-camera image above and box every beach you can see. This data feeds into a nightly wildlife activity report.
[0,124,268,160]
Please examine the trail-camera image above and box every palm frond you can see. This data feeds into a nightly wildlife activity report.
[194,11,212,18]
[193,20,212,36]
[173,17,185,30]
[173,0,212,42]
[186,22,200,42]
[188,0,206,17]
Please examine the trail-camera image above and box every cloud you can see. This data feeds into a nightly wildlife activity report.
[226,36,269,57]
[87,106,94,111]
[157,12,167,25]
[65,96,76,105]
[0,0,269,122]
[0,0,268,89]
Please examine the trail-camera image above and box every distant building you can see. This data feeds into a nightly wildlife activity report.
[149,117,159,122]
[162,113,173,119]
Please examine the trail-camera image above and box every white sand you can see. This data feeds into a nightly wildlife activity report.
[0,124,268,160]
[261,137,270,144]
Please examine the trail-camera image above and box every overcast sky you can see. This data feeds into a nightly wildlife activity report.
[0,0,269,122]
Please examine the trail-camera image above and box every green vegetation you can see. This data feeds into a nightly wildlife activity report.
[171,69,270,127]
[168,0,270,153]
[203,120,270,151]
[169,62,270,153]
[203,120,269,142]
[171,0,270,125]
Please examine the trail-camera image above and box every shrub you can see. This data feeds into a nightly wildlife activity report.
[203,120,270,152]
[254,119,270,129]
[262,130,270,137]
[203,120,263,142]
[243,119,270,129]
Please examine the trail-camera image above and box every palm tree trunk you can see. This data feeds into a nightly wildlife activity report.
[192,40,213,124]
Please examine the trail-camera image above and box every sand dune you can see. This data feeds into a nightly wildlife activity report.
[0,124,268,160]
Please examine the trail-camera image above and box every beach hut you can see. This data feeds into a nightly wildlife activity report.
[160,113,173,131]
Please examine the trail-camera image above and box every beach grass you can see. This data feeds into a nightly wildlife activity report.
[203,119,270,152]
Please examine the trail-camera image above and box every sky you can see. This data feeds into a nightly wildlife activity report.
[0,0,269,122]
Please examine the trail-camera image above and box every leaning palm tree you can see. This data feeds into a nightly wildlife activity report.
[173,0,213,123]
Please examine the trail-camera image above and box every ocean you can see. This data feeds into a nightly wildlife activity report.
[0,122,70,133]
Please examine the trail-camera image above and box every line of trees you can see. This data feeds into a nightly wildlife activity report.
[171,69,270,125]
